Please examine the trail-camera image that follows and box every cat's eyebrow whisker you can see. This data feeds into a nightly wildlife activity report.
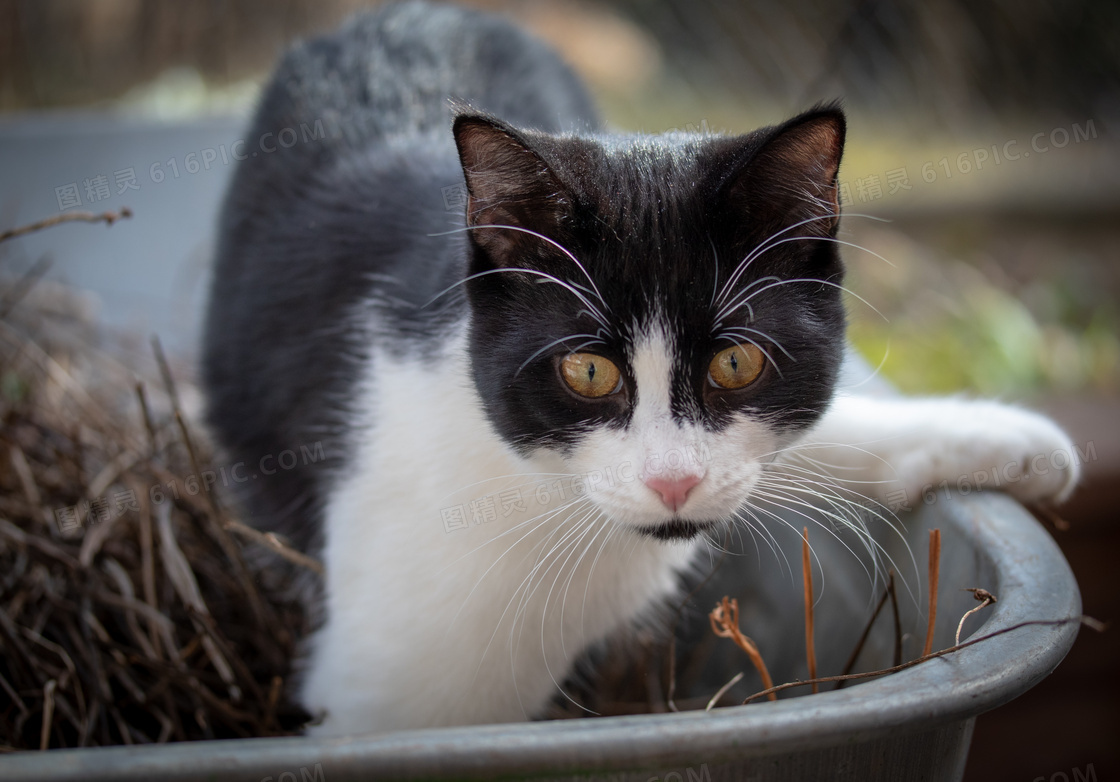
[516,333,605,375]
[719,272,886,325]
[716,326,796,363]
[484,224,608,313]
[427,223,609,314]
[713,275,782,323]
[716,211,892,309]
[708,235,721,308]
[710,332,785,379]
[424,265,611,330]
[716,213,845,308]
[840,342,892,392]
[716,232,896,325]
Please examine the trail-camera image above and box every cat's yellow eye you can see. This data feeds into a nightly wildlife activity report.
[708,343,765,390]
[560,353,622,398]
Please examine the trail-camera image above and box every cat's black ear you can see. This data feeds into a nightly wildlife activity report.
[727,107,845,239]
[453,113,569,267]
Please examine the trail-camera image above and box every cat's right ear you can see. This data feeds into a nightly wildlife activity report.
[725,107,846,240]
[453,113,569,267]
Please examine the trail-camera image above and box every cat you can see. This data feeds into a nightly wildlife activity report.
[202,1,1079,736]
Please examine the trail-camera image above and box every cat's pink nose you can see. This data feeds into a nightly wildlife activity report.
[645,474,702,512]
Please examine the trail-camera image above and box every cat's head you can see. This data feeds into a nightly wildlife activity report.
[453,106,846,541]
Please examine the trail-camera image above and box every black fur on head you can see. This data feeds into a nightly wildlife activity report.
[451,105,849,457]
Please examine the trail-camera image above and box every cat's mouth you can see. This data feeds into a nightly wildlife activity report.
[634,518,719,541]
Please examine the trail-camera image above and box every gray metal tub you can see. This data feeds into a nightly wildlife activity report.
[1,491,1080,781]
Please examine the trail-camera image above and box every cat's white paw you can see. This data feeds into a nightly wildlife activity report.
[798,396,1082,510]
[883,401,1080,506]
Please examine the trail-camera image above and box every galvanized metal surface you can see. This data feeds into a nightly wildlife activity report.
[1,491,1080,782]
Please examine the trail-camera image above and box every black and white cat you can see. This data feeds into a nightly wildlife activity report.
[202,2,1078,736]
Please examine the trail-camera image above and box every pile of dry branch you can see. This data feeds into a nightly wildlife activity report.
[0,214,312,750]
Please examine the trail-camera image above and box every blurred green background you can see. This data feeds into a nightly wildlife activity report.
[2,2,1118,779]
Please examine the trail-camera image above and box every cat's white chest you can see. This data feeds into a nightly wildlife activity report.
[299,334,695,735]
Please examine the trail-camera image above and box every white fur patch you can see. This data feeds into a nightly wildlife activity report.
[565,320,788,528]
[300,326,697,735]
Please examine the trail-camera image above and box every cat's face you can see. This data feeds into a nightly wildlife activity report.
[455,108,846,540]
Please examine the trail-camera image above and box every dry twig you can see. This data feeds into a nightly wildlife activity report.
[0,277,311,749]
[709,597,776,702]
[923,528,942,658]
[801,527,818,693]
[956,588,997,645]
[0,208,133,244]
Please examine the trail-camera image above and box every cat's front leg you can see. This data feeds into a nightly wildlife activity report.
[780,394,1080,509]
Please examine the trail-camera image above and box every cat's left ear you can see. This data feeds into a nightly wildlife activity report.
[453,112,570,267]
[727,107,846,238]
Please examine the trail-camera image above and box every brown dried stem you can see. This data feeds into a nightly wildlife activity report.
[922,528,942,658]
[0,208,133,244]
[801,527,818,693]
[709,596,776,702]
[956,588,997,645]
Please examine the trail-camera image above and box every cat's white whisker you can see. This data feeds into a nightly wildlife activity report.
[444,494,599,631]
[711,332,787,379]
[729,506,786,569]
[516,332,607,375]
[708,235,722,308]
[426,223,610,318]
[717,241,890,323]
[715,212,891,311]
[579,520,621,641]
[839,342,892,392]
[716,325,796,363]
[424,264,611,330]
[751,475,916,602]
[716,213,843,308]
[540,514,609,688]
